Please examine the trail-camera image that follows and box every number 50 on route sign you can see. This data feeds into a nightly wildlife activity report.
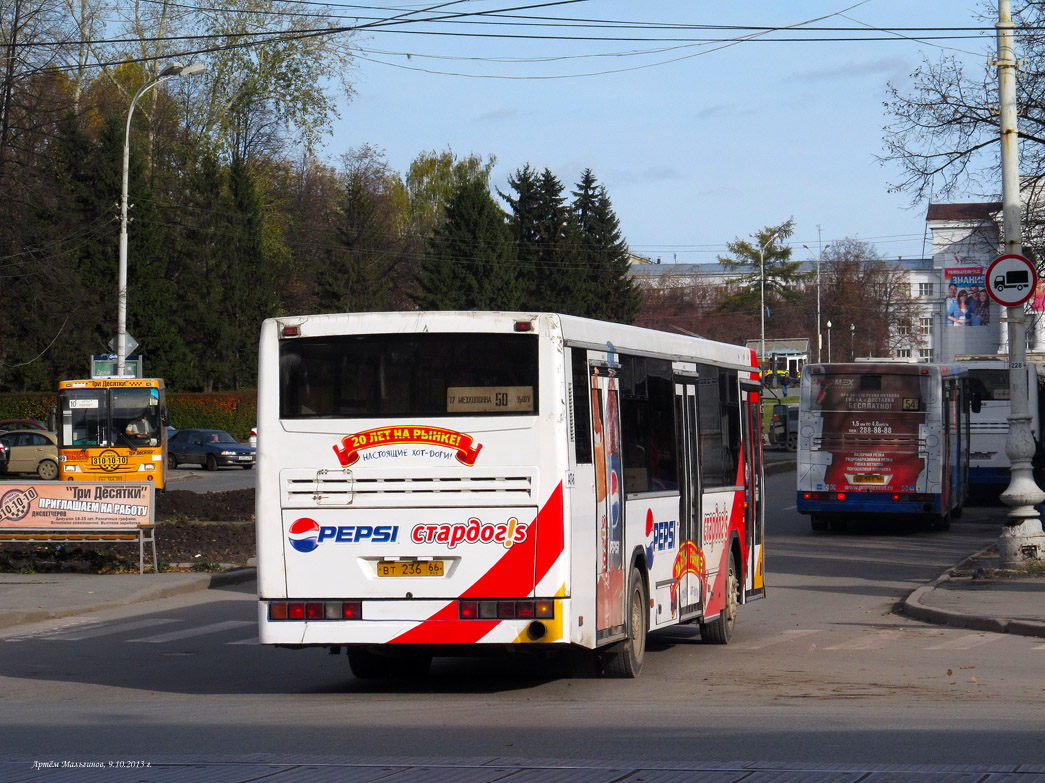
[987,253,1038,307]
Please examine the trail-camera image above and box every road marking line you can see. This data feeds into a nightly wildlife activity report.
[226,636,259,645]
[37,618,179,641]
[825,629,905,650]
[736,629,820,649]
[781,505,796,511]
[128,620,254,643]
[925,633,1004,650]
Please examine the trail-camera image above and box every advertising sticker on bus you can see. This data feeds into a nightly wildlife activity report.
[809,373,928,492]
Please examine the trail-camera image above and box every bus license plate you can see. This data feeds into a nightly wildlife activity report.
[377,561,445,578]
[853,474,884,484]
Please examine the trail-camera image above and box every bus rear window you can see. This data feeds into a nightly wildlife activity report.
[279,333,539,418]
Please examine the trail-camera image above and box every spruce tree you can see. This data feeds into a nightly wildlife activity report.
[570,169,640,323]
[414,178,518,310]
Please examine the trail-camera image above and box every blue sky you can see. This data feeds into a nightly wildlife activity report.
[328,1,994,266]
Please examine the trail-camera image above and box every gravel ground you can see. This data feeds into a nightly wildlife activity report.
[0,490,257,573]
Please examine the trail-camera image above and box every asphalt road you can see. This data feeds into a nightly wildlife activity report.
[2,470,1041,771]
[165,462,256,492]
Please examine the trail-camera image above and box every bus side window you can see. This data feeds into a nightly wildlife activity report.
[571,349,592,464]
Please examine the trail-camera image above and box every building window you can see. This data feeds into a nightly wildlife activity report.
[918,282,934,297]
[919,348,934,361]
[897,324,911,336]
[896,349,912,359]
[920,317,933,336]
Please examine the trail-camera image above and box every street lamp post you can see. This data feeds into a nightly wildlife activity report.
[850,323,855,360]
[803,242,825,363]
[759,230,781,382]
[996,0,1045,566]
[117,61,205,377]
[826,320,832,362]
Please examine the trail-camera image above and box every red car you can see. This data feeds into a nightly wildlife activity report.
[0,419,49,434]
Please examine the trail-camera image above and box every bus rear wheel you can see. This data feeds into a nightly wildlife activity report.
[700,554,738,645]
[603,567,647,678]
[810,514,829,531]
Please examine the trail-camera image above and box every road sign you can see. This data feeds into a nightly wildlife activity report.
[986,254,1038,307]
[108,333,139,355]
[92,354,142,378]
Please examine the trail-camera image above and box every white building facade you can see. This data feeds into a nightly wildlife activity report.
[630,202,1045,362]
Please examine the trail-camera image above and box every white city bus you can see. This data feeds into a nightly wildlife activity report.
[960,359,1045,489]
[256,312,766,678]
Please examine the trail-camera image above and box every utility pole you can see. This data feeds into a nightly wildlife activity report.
[996,0,1045,566]
[817,225,823,363]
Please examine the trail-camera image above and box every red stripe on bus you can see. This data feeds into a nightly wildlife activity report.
[390,482,565,645]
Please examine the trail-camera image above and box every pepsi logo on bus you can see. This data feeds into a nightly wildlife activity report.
[287,517,400,553]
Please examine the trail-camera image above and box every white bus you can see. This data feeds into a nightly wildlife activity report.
[961,359,1045,489]
[255,312,766,678]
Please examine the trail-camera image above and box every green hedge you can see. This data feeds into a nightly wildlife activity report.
[166,392,257,440]
[0,390,257,442]
[0,393,58,425]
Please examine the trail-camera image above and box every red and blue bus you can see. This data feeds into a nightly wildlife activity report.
[796,361,971,531]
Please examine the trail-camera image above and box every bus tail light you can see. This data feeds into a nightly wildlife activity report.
[458,599,555,620]
[268,601,362,621]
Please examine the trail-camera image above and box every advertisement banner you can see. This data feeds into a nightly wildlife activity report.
[944,264,991,327]
[0,482,154,529]
[810,373,928,492]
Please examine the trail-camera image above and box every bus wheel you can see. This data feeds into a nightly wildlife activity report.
[37,460,58,481]
[700,554,738,645]
[810,514,829,531]
[934,510,951,532]
[603,567,647,678]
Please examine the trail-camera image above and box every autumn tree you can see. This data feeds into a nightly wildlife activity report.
[406,148,495,239]
[881,4,1045,258]
[819,238,918,360]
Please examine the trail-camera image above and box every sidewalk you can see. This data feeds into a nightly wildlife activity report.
[902,543,1045,638]
[0,568,255,630]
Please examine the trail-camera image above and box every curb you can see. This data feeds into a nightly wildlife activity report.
[0,567,256,631]
[764,459,795,476]
[901,548,1045,639]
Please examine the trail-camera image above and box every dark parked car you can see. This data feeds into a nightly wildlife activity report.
[167,428,255,471]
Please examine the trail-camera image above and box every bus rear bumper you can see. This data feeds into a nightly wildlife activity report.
[257,598,569,646]
[796,494,943,517]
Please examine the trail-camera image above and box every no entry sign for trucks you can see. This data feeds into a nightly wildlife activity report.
[987,253,1038,307]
